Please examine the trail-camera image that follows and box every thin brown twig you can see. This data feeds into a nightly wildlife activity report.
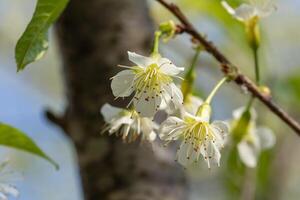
[156,0,300,136]
[45,109,69,134]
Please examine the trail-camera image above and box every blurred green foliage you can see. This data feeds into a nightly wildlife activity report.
[0,123,58,169]
[179,0,244,35]
[275,73,300,112]
[224,146,246,200]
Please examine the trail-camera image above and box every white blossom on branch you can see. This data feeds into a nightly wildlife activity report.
[159,103,228,168]
[111,52,184,117]
[231,107,276,168]
[221,0,276,22]
[101,103,157,142]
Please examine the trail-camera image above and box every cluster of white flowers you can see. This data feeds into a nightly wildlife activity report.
[102,51,184,144]
[100,50,231,168]
[100,0,277,168]
[100,49,276,169]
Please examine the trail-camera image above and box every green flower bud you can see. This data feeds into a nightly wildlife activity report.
[245,17,260,50]
[159,20,176,42]
[231,109,252,143]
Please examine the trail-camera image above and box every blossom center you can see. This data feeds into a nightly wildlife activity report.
[182,118,216,153]
[133,64,172,96]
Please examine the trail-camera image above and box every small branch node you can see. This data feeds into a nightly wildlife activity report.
[45,109,69,134]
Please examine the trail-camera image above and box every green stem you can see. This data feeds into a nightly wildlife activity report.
[253,47,260,85]
[245,47,260,112]
[205,77,228,104]
[151,31,162,56]
[245,97,255,112]
[187,46,202,78]
[182,47,202,100]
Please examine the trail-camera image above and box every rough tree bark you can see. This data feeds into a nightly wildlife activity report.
[53,0,186,199]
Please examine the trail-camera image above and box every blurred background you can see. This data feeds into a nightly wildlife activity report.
[0,0,299,199]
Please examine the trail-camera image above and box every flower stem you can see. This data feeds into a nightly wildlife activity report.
[245,97,255,112]
[182,46,202,101]
[245,46,260,112]
[151,31,162,57]
[253,47,260,85]
[205,77,228,105]
[187,46,202,78]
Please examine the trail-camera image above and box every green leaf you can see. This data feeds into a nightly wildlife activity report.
[0,122,59,170]
[15,0,69,71]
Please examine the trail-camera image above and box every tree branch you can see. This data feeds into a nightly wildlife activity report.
[156,0,300,136]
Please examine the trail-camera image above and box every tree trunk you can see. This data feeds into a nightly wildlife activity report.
[53,0,186,199]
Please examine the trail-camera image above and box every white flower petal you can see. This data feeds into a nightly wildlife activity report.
[212,121,229,135]
[109,116,132,133]
[160,90,177,115]
[100,103,123,123]
[140,118,153,134]
[237,140,258,168]
[158,57,184,76]
[128,51,154,68]
[251,0,276,17]
[163,83,183,109]
[211,121,228,147]
[0,192,7,200]
[0,184,19,197]
[122,124,131,139]
[234,4,257,21]
[212,143,222,166]
[256,127,276,150]
[177,141,198,167]
[140,118,157,141]
[200,137,222,168]
[134,91,162,117]
[159,117,185,141]
[222,0,275,21]
[148,131,157,142]
[111,70,135,97]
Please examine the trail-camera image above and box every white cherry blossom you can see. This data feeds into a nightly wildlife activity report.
[222,0,276,22]
[101,103,157,142]
[159,103,228,168]
[231,107,276,168]
[111,52,184,117]
[0,160,20,200]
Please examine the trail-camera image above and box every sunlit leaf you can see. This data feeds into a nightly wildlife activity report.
[15,0,69,71]
[0,123,59,170]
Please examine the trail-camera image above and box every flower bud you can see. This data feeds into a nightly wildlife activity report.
[245,17,260,50]
[259,85,271,97]
[159,20,176,42]
[232,109,252,143]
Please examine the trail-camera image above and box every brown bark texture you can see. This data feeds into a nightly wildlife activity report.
[53,0,186,199]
